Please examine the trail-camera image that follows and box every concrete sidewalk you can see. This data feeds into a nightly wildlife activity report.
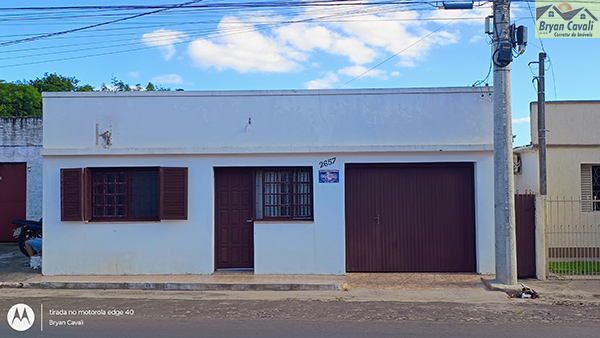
[0,243,487,292]
[3,271,486,292]
[4,270,513,304]
[2,243,600,304]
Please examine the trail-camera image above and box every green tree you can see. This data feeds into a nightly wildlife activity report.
[101,75,133,92]
[0,81,42,117]
[75,84,95,92]
[29,72,92,93]
[101,77,171,92]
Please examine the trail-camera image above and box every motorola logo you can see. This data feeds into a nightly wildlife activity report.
[7,303,35,331]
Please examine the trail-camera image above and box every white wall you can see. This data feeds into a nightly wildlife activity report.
[514,146,539,194]
[43,88,493,154]
[42,88,495,275]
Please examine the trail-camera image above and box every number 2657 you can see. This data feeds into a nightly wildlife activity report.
[319,157,336,168]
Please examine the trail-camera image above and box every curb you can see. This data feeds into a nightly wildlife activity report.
[481,278,522,297]
[0,282,25,288]
[1,281,341,291]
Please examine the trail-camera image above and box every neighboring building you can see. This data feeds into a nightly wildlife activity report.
[514,101,600,272]
[514,101,600,199]
[0,117,43,241]
[42,88,495,276]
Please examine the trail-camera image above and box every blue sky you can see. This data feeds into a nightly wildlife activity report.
[1,1,599,147]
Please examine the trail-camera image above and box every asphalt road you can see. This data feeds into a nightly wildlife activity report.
[1,289,600,337]
[1,317,597,338]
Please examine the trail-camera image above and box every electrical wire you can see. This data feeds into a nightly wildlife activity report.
[339,8,472,87]
[0,2,413,68]
[0,0,204,48]
[0,1,491,70]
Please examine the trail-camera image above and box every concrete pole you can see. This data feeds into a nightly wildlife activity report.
[538,52,547,196]
[493,0,517,285]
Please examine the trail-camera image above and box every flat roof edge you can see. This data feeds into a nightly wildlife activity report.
[42,86,493,98]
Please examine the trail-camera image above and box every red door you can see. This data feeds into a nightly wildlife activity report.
[215,168,254,269]
[0,163,27,242]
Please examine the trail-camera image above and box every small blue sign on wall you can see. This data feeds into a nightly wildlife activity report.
[319,170,339,183]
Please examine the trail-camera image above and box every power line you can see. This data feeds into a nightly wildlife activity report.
[0,1,491,70]
[339,9,471,87]
[0,0,204,48]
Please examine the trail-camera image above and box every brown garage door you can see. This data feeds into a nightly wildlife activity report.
[345,163,476,272]
[0,163,27,242]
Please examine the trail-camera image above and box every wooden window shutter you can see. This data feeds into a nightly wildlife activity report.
[160,167,188,220]
[61,168,84,221]
[581,164,593,212]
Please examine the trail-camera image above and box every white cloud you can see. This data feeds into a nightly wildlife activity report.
[276,23,376,65]
[151,74,184,84]
[142,29,187,61]
[277,24,333,51]
[184,5,478,74]
[339,66,386,79]
[391,71,401,77]
[329,9,458,65]
[330,36,377,65]
[469,35,484,43]
[128,71,141,78]
[188,17,300,73]
[513,117,530,124]
[305,73,339,89]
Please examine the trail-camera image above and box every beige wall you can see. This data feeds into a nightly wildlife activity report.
[525,101,600,250]
[524,101,600,198]
[531,101,600,146]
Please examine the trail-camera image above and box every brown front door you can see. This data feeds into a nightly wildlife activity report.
[515,194,536,278]
[0,163,27,242]
[345,163,476,272]
[215,168,254,269]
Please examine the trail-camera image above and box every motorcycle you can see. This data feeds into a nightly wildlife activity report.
[12,218,42,257]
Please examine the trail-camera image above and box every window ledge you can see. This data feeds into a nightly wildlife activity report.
[253,221,315,225]
[85,221,162,224]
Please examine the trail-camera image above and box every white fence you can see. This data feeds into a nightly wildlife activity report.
[546,198,600,278]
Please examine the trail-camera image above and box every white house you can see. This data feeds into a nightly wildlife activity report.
[42,87,495,276]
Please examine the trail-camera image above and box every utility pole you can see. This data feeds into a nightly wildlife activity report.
[493,0,517,285]
[538,52,547,195]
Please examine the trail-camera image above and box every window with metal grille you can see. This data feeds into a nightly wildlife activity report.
[594,166,600,211]
[581,164,600,212]
[61,167,187,222]
[92,168,159,220]
[255,168,313,220]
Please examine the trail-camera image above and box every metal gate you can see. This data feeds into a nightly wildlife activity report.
[546,197,600,278]
[345,163,476,272]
